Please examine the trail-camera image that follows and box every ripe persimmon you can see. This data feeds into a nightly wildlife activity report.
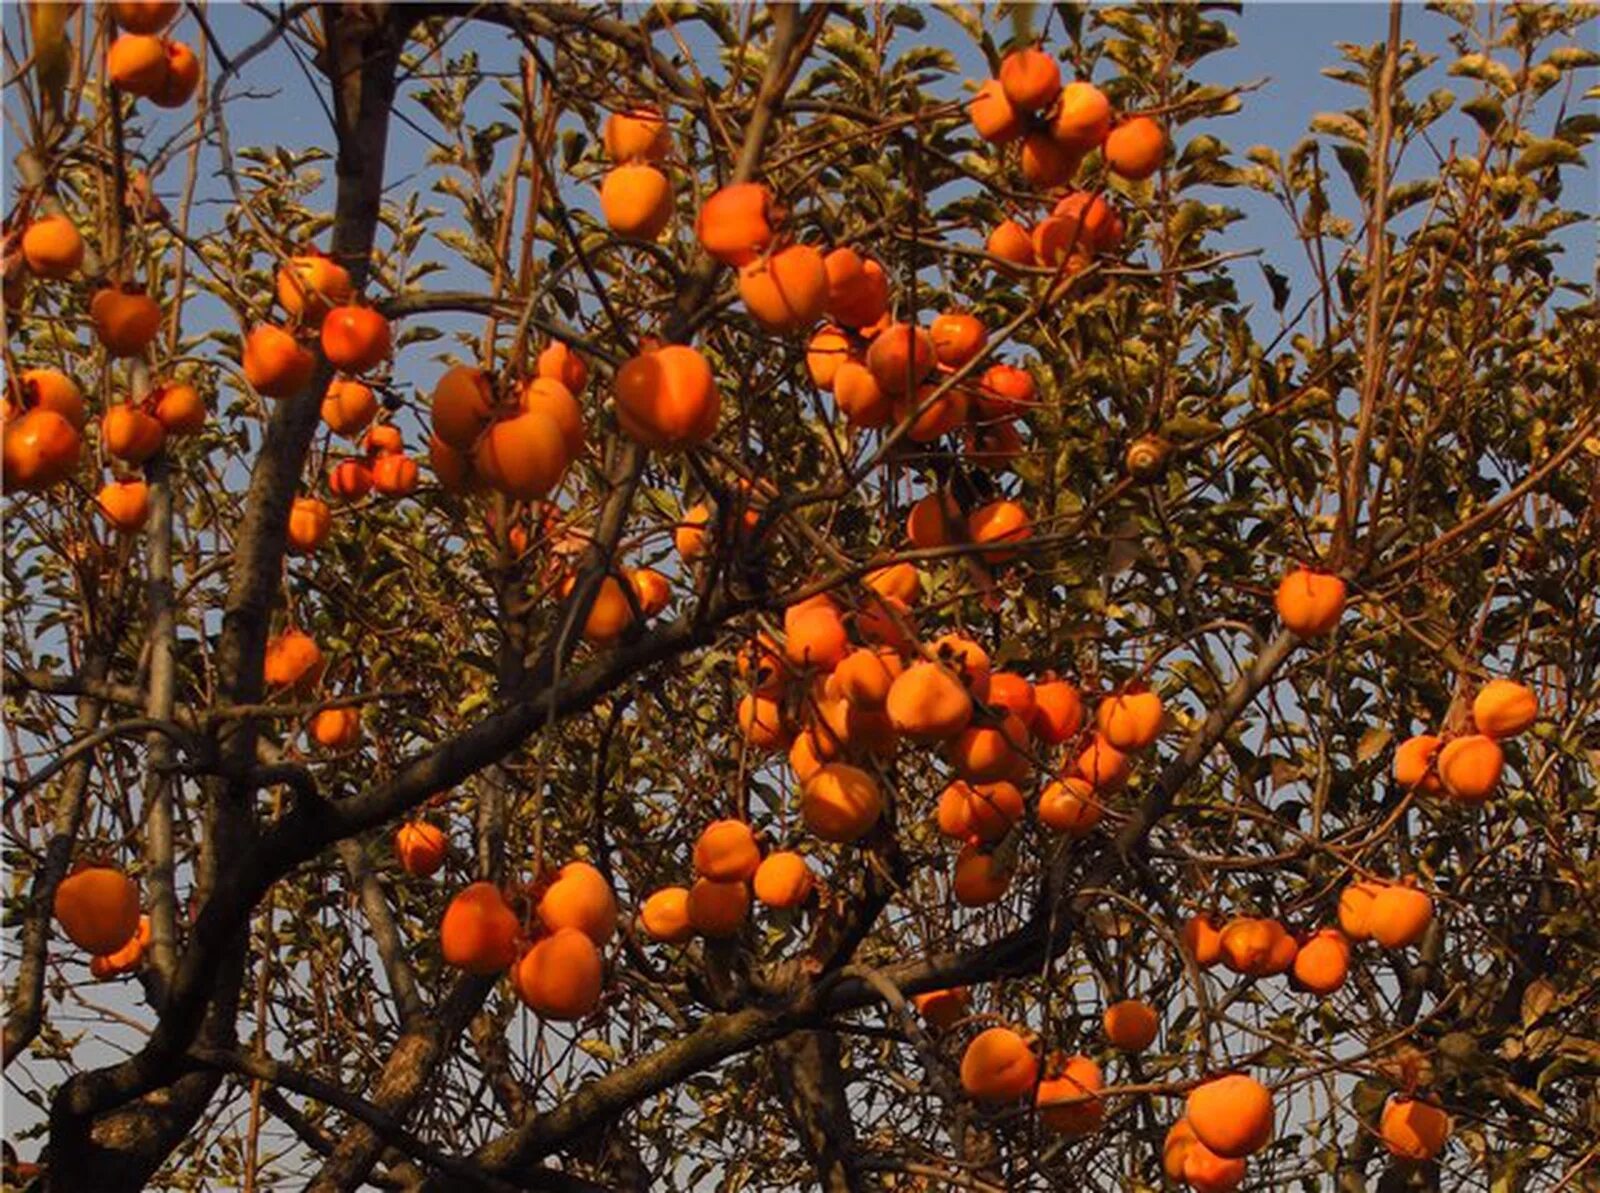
[987,219,1036,267]
[694,820,761,883]
[806,325,852,388]
[695,182,775,267]
[1096,686,1163,751]
[998,48,1061,112]
[833,647,903,710]
[1220,917,1296,977]
[1472,679,1537,738]
[16,368,86,428]
[151,381,204,434]
[1380,1096,1450,1162]
[3,410,81,492]
[1368,884,1433,948]
[101,405,165,463]
[912,987,968,1031]
[1038,776,1101,837]
[519,376,584,460]
[1037,1054,1104,1136]
[738,692,790,749]
[1105,115,1166,180]
[513,927,603,1020]
[615,345,721,449]
[286,495,331,554]
[243,324,316,398]
[886,662,973,741]
[822,248,889,328]
[21,215,84,279]
[151,39,199,106]
[1031,678,1084,743]
[537,860,618,945]
[1020,133,1082,188]
[687,876,749,938]
[930,312,988,368]
[1437,734,1503,803]
[1275,567,1346,637]
[1338,880,1382,941]
[949,716,1031,785]
[474,412,569,500]
[894,380,968,442]
[112,1,180,33]
[739,244,828,333]
[97,478,150,532]
[1393,733,1443,793]
[395,821,447,876]
[866,323,937,396]
[1074,733,1131,791]
[832,360,892,427]
[90,914,150,980]
[54,865,140,954]
[1186,1073,1274,1159]
[1050,81,1112,151]
[309,706,360,749]
[969,79,1020,143]
[604,106,669,162]
[960,1026,1038,1101]
[277,252,353,323]
[1183,913,1225,966]
[975,363,1036,420]
[752,851,814,909]
[1103,999,1159,1051]
[801,763,882,843]
[440,882,519,973]
[629,567,670,617]
[371,452,419,496]
[600,164,673,239]
[321,305,392,373]
[108,34,170,96]
[784,604,850,671]
[263,628,322,690]
[1291,927,1350,995]
[537,340,587,393]
[967,499,1032,561]
[640,887,694,943]
[91,287,162,357]
[952,842,1012,906]
[1183,1137,1247,1192]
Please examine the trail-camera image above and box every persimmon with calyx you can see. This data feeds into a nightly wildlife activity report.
[102,405,165,464]
[895,380,968,442]
[1276,567,1346,637]
[887,662,973,741]
[54,865,140,954]
[1105,115,1166,180]
[14,369,86,428]
[97,479,150,532]
[1096,686,1163,751]
[286,496,331,553]
[1338,880,1383,940]
[394,822,446,876]
[537,860,618,945]
[833,647,902,710]
[1037,1054,1104,1136]
[739,244,828,333]
[21,215,83,279]
[806,325,851,388]
[629,567,670,616]
[998,48,1061,112]
[3,410,81,492]
[440,882,518,973]
[600,164,673,239]
[930,312,988,368]
[801,763,882,843]
[784,603,849,671]
[604,106,669,162]
[694,820,761,882]
[752,851,814,909]
[1031,678,1084,743]
[277,251,353,322]
[321,304,392,373]
[639,887,693,943]
[91,287,162,357]
[960,1026,1038,1101]
[559,574,635,644]
[615,344,721,449]
[949,716,1031,785]
[513,929,604,1022]
[687,877,748,938]
[1472,679,1537,738]
[1182,1136,1247,1192]
[929,634,992,699]
[695,182,775,266]
[1104,999,1159,1051]
[822,248,889,328]
[1186,1074,1274,1159]
[1219,917,1296,977]
[1437,734,1503,803]
[1394,734,1443,793]
[108,34,170,96]
[975,363,1036,420]
[244,324,315,398]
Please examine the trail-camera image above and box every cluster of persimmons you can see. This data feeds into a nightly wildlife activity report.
[13,25,1544,1187]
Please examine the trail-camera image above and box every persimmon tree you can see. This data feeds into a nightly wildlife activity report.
[4,2,1599,1190]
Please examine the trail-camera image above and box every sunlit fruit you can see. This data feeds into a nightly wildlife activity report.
[1380,1096,1450,1162]
[801,763,882,843]
[640,887,694,943]
[687,876,749,938]
[394,821,447,877]
[474,412,569,500]
[371,452,418,496]
[604,106,670,162]
[967,499,1032,561]
[998,48,1061,112]
[91,287,162,357]
[1368,883,1433,949]
[969,79,1020,143]
[960,1026,1037,1100]
[1472,679,1536,738]
[1437,734,1503,803]
[600,164,673,239]
[1105,115,1166,180]
[21,215,83,279]
[930,312,988,368]
[739,244,828,333]
[97,478,150,532]
[1037,1054,1104,1137]
[695,182,775,267]
[1183,913,1225,967]
[321,304,392,373]
[1186,1073,1274,1159]
[152,39,199,107]
[108,33,170,96]
[151,381,205,434]
[4,409,81,492]
[286,495,331,553]
[90,915,150,980]
[101,405,165,464]
[328,458,373,501]
[953,842,1012,906]
[752,851,814,909]
[519,376,584,460]
[1050,81,1112,151]
[512,927,604,1020]
[1096,686,1163,751]
[1276,567,1346,637]
[309,706,360,749]
[243,324,316,398]
[1291,927,1350,995]
[112,1,181,34]
[822,248,890,328]
[1038,776,1101,837]
[694,819,762,882]
[537,340,587,393]
[278,252,353,323]
[1393,734,1443,793]
[615,345,721,449]
[54,865,140,954]
[866,323,936,396]
[439,882,519,973]
[1103,999,1159,1051]
[263,628,322,690]
[987,219,1035,267]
